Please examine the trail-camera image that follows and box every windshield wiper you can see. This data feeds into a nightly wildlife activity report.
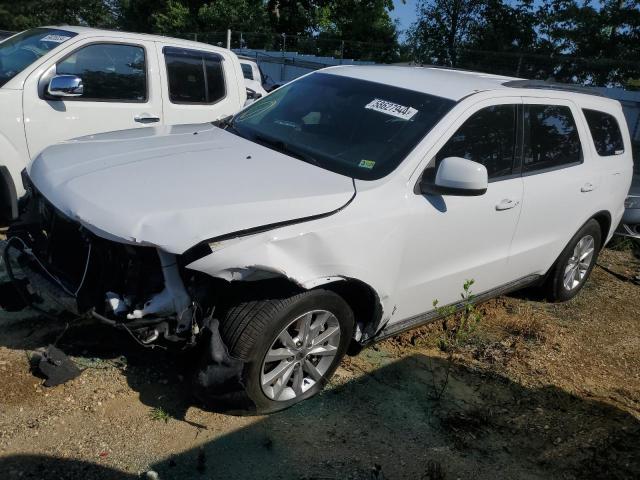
[253,134,321,167]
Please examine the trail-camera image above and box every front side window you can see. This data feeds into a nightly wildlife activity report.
[164,47,225,104]
[56,43,146,102]
[241,63,254,80]
[583,109,624,156]
[231,72,456,180]
[435,104,517,180]
[523,104,582,173]
[0,28,77,87]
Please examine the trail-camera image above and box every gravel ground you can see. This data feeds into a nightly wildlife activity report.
[0,247,639,480]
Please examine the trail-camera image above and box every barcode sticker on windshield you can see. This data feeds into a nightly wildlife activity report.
[365,99,418,120]
[41,34,72,43]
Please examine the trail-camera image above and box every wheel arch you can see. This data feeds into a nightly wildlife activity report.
[591,210,612,247]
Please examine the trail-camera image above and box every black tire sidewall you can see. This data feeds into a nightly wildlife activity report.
[241,289,354,414]
[551,219,602,302]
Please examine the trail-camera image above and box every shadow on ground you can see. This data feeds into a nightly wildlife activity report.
[1,314,639,480]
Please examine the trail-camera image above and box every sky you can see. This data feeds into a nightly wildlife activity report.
[392,0,419,35]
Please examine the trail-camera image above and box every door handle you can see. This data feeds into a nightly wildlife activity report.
[495,198,520,211]
[134,114,160,124]
[581,182,595,193]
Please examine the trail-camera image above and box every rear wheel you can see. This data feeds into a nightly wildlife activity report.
[200,288,354,414]
[545,219,602,302]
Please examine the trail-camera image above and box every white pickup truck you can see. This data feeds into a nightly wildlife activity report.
[0,26,248,222]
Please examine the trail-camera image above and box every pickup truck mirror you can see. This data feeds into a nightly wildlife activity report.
[420,156,488,196]
[246,87,262,101]
[48,75,84,98]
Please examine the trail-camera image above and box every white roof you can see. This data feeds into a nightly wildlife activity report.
[41,25,228,53]
[324,65,521,101]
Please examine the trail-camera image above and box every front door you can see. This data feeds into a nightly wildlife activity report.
[23,38,163,159]
[392,99,524,322]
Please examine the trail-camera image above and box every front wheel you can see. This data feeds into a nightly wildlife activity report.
[198,288,354,414]
[545,219,602,302]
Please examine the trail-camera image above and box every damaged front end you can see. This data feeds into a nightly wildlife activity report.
[3,187,221,349]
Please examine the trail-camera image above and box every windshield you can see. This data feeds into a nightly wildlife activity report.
[231,72,456,180]
[0,28,77,87]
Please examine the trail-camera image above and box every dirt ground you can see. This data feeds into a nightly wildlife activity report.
[0,247,639,480]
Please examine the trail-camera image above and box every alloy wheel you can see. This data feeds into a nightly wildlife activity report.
[260,310,341,401]
[563,234,595,291]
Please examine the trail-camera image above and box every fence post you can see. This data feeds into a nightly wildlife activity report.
[227,29,231,49]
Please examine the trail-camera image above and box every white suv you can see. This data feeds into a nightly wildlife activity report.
[4,66,633,413]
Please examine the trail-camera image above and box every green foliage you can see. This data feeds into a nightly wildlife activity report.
[430,279,484,400]
[199,0,269,32]
[433,279,482,353]
[407,0,640,86]
[0,0,117,30]
[149,406,172,423]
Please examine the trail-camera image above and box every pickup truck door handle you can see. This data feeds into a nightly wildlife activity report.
[581,182,595,193]
[495,198,520,211]
[134,114,160,124]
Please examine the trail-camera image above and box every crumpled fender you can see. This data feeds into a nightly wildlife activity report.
[185,197,409,331]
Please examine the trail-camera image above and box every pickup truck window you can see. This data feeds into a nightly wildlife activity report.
[583,109,624,156]
[435,105,517,180]
[0,28,77,87]
[164,47,225,104]
[56,43,147,102]
[231,72,455,180]
[523,104,582,173]
[241,63,254,80]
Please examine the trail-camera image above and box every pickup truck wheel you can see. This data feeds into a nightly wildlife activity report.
[546,219,601,302]
[217,288,354,414]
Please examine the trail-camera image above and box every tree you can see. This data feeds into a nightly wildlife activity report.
[407,0,485,66]
[0,0,117,30]
[316,0,400,62]
[199,0,270,33]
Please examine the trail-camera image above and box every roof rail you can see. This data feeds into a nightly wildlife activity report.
[503,79,607,97]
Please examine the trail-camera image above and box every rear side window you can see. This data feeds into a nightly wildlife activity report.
[164,47,225,104]
[241,63,253,80]
[56,43,147,102]
[523,105,582,173]
[583,109,624,156]
[435,104,517,180]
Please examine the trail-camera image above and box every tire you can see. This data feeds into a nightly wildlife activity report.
[545,219,602,302]
[198,288,354,415]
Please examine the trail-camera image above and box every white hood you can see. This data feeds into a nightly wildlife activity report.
[28,124,355,254]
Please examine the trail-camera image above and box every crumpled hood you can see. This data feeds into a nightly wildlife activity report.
[29,124,355,254]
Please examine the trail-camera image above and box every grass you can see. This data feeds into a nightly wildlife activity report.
[149,407,172,423]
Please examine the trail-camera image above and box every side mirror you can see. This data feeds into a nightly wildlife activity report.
[48,75,84,97]
[420,157,488,196]
[246,87,262,101]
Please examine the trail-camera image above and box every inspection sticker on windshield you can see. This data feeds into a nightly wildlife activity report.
[365,99,418,120]
[41,34,72,43]
[359,159,376,169]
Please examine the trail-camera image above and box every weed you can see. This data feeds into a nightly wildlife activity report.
[430,280,483,399]
[149,407,172,423]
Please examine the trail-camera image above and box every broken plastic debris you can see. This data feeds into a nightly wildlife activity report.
[105,291,128,315]
[36,345,81,387]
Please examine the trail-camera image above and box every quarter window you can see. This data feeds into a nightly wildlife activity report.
[583,109,624,156]
[56,43,146,102]
[241,63,254,80]
[435,104,517,179]
[523,105,582,173]
[164,47,225,104]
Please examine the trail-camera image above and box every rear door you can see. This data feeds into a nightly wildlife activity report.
[23,38,163,159]
[159,44,244,125]
[507,98,599,279]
